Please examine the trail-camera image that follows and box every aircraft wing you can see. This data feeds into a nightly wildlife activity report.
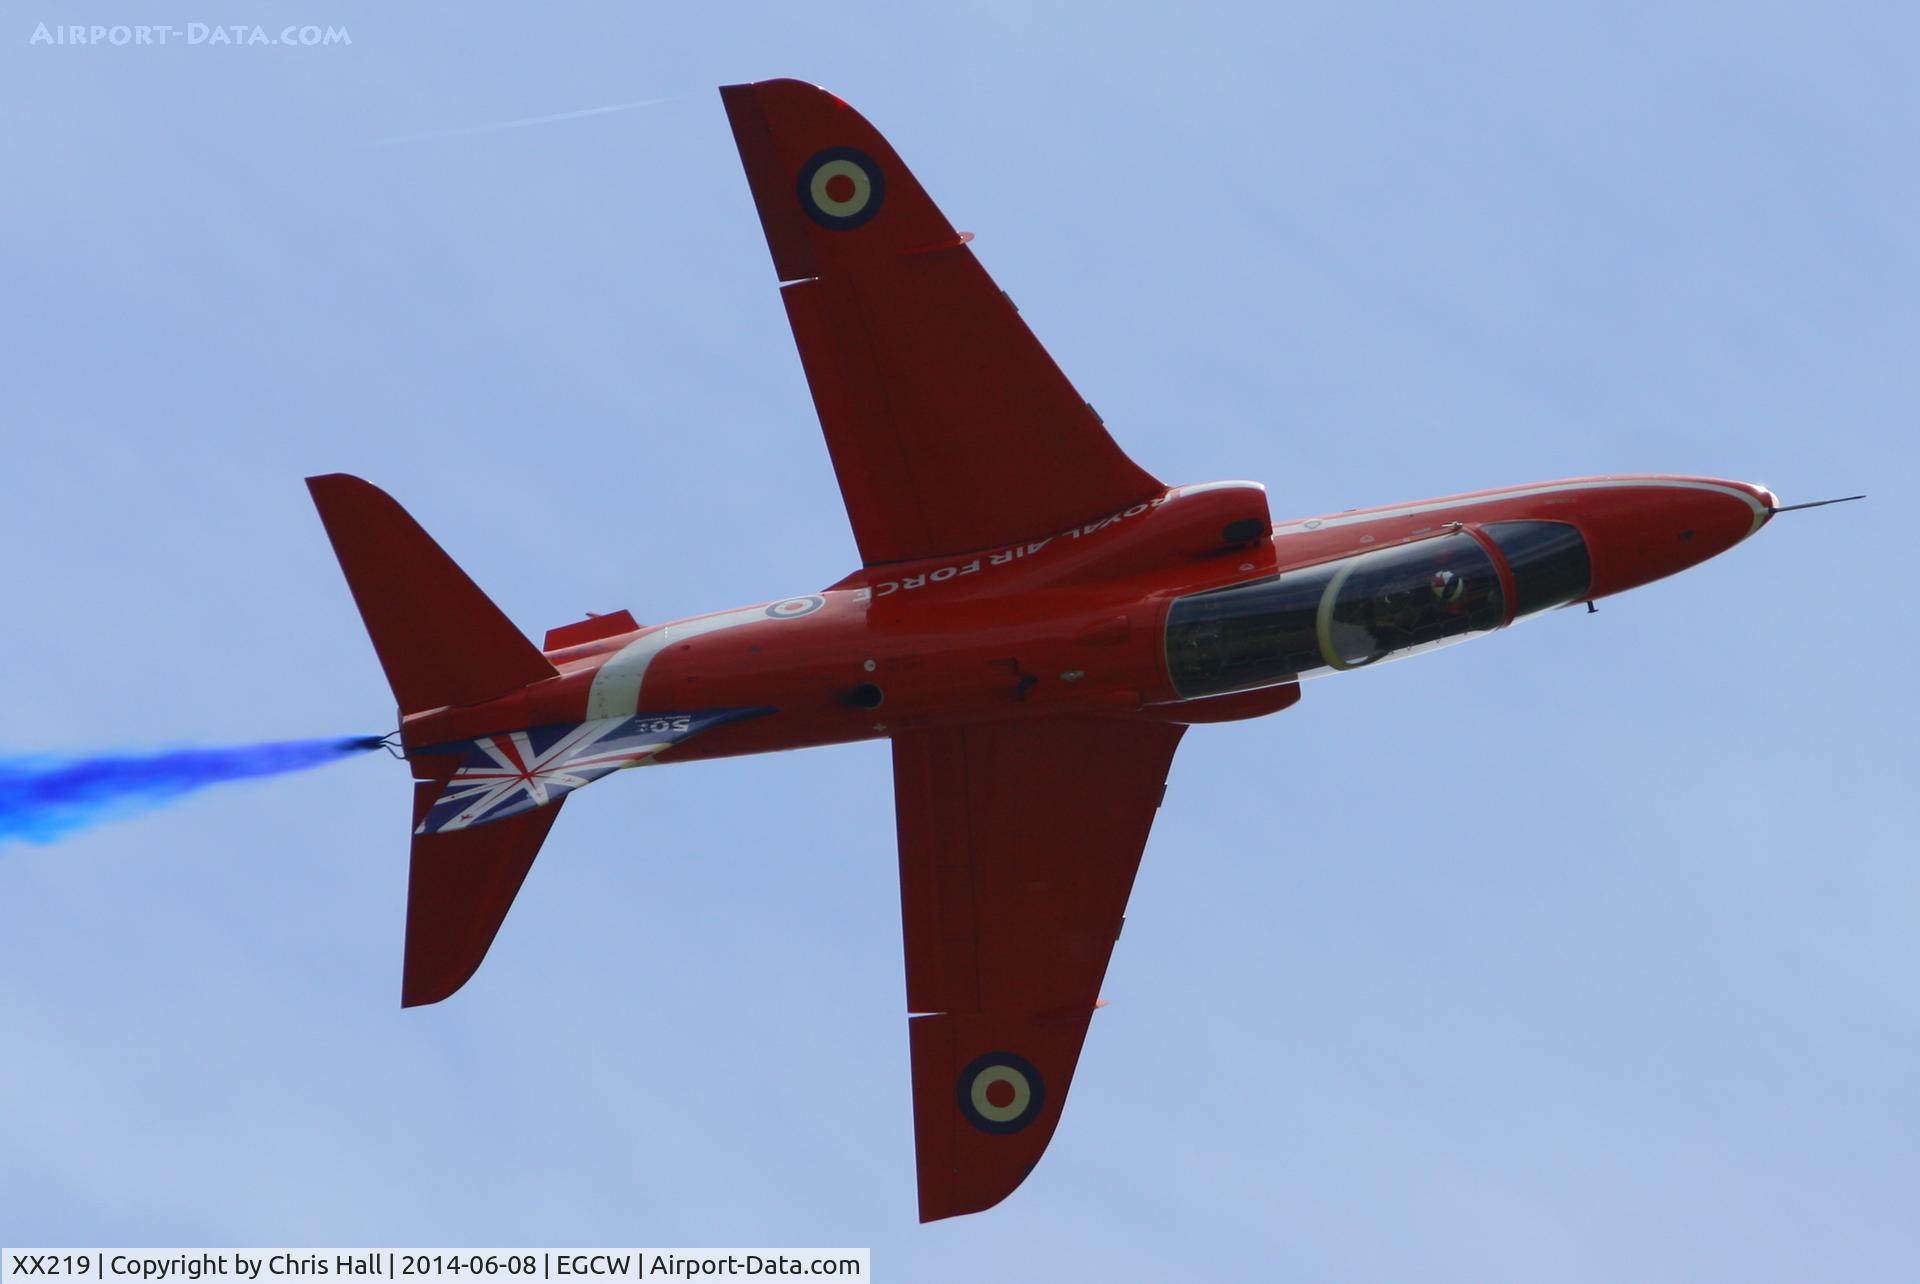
[720,79,1165,567]
[892,716,1186,1220]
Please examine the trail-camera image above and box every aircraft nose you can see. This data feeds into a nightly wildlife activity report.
[1714,477,1779,515]
[1580,477,1773,600]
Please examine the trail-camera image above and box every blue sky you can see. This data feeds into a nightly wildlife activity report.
[2,3,1913,1278]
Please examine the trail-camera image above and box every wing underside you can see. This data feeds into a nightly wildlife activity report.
[721,78,1165,567]
[724,79,1190,1218]
[892,716,1185,1221]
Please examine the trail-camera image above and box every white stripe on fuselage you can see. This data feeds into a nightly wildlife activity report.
[1275,479,1769,539]
[585,605,772,720]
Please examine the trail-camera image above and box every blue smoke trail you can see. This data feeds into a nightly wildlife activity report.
[0,735,385,846]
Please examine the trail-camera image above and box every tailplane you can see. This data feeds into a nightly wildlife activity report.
[397,708,765,1004]
[306,473,555,716]
[308,473,561,1007]
[402,782,564,1007]
[309,475,775,1005]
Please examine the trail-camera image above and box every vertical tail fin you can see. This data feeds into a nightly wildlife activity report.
[306,474,556,715]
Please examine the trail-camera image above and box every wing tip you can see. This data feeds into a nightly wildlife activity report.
[399,977,466,1009]
[916,1172,1029,1223]
[719,79,820,282]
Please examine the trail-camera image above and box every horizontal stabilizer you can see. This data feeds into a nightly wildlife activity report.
[404,779,563,1008]
[307,474,556,715]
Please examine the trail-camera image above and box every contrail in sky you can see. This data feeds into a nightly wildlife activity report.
[374,97,675,145]
[0,736,384,847]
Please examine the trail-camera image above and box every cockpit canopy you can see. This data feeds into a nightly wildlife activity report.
[1165,522,1591,698]
[1481,519,1592,615]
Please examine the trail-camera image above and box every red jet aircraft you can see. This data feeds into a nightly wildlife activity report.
[310,79,1829,1221]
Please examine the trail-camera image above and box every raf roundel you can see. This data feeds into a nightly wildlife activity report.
[797,147,886,230]
[765,594,825,620]
[956,1052,1045,1135]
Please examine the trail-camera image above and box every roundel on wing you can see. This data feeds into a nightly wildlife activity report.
[956,1051,1045,1134]
[797,147,886,229]
[764,595,825,620]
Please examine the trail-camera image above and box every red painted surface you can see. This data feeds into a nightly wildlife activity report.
[386,473,1772,762]
[308,73,1791,1225]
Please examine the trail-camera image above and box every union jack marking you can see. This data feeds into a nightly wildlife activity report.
[415,709,765,834]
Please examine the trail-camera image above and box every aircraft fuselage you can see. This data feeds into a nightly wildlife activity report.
[399,473,1774,762]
